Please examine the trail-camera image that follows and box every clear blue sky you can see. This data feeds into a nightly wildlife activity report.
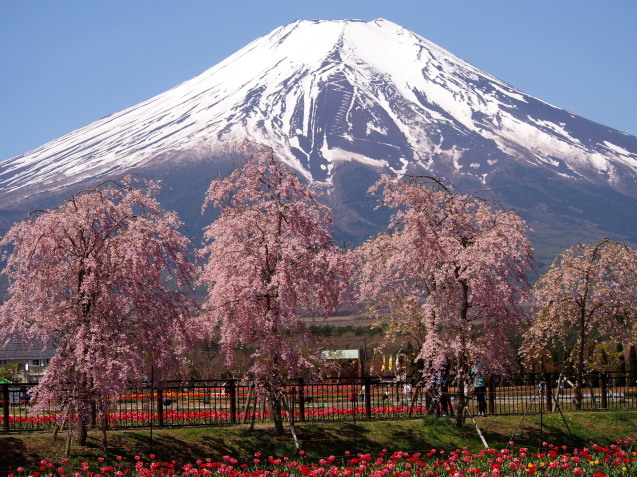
[1,0,635,161]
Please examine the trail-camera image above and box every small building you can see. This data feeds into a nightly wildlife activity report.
[0,337,55,383]
[321,349,363,379]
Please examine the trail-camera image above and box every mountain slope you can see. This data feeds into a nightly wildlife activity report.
[1,19,636,266]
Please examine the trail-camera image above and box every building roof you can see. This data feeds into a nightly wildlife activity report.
[322,349,360,360]
[0,336,56,360]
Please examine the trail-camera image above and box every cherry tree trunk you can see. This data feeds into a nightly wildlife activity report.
[454,380,467,428]
[574,315,586,410]
[78,418,88,446]
[268,392,285,435]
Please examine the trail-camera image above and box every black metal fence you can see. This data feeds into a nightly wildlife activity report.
[2,372,636,432]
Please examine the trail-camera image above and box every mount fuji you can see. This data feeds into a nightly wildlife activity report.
[1,18,636,266]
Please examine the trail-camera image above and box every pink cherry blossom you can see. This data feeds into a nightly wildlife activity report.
[198,145,353,434]
[523,238,637,408]
[356,175,533,427]
[0,177,196,446]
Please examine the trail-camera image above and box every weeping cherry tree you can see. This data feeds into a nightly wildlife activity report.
[357,175,533,427]
[523,238,637,409]
[198,145,352,436]
[0,177,196,449]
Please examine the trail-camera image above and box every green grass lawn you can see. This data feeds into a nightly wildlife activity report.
[1,412,636,473]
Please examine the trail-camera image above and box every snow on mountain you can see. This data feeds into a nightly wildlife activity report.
[2,18,636,203]
[1,19,637,266]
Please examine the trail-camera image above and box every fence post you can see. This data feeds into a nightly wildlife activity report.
[156,388,164,427]
[2,384,9,432]
[364,376,372,418]
[600,373,608,409]
[229,379,237,424]
[545,373,552,412]
[297,378,305,422]
[488,376,496,416]
[90,400,97,428]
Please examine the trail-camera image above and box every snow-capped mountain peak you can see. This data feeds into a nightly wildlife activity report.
[3,18,636,202]
[2,19,637,268]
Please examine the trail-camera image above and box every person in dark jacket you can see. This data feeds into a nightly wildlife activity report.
[470,362,487,417]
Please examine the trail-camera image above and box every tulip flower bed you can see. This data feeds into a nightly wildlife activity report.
[0,404,428,431]
[4,375,636,433]
[119,387,367,402]
[6,439,637,477]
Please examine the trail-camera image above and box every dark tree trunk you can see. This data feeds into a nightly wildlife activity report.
[269,394,285,435]
[575,311,586,410]
[454,383,466,429]
[78,418,88,446]
[100,406,109,450]
[454,279,469,429]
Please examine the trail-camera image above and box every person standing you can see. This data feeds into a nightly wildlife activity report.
[439,359,451,417]
[470,362,487,417]
[403,382,413,402]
